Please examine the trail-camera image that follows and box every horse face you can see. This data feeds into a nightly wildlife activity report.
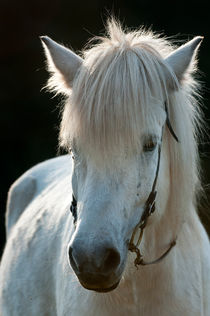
[68,114,169,292]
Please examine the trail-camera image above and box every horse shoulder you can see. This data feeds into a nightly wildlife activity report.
[6,155,71,237]
[6,173,36,237]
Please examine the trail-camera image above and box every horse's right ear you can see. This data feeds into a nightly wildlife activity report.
[40,36,83,94]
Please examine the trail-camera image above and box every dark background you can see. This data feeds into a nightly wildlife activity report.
[1,0,210,257]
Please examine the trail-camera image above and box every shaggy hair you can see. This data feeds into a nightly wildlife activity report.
[57,19,202,221]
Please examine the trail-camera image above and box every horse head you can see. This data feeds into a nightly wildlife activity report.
[41,22,202,292]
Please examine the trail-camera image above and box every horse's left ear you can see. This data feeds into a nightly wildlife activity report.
[165,36,203,82]
[40,36,83,93]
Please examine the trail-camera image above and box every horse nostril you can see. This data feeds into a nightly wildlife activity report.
[68,246,79,272]
[103,248,120,272]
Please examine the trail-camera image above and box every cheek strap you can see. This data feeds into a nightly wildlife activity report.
[128,105,179,267]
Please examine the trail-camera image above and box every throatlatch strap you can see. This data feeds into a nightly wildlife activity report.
[128,238,177,267]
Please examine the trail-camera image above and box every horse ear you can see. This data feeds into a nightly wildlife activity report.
[40,36,82,93]
[165,36,203,82]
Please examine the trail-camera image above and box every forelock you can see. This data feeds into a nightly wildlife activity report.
[59,19,178,162]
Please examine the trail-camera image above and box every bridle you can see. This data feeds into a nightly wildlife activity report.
[70,102,178,267]
[128,102,178,266]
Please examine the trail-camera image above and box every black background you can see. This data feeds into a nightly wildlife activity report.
[1,0,210,256]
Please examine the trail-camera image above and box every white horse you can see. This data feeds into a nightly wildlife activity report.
[0,19,210,315]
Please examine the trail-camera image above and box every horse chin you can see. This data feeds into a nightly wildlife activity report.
[79,280,120,293]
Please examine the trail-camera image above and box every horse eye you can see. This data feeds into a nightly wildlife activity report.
[143,139,157,152]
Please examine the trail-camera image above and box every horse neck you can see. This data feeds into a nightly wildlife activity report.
[141,198,191,262]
